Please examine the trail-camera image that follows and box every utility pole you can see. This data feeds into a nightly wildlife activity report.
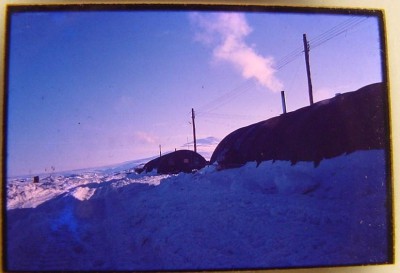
[159,144,162,157]
[281,90,287,114]
[303,34,314,105]
[191,108,197,153]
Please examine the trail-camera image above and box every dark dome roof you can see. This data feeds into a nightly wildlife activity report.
[143,150,207,174]
[210,82,389,168]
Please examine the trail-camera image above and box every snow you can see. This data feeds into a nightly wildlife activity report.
[5,149,391,271]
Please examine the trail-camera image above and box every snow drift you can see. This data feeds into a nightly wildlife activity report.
[210,82,389,168]
[5,149,391,271]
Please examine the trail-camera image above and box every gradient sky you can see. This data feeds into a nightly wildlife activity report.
[6,8,383,176]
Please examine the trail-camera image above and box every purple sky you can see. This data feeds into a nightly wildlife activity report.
[7,8,383,176]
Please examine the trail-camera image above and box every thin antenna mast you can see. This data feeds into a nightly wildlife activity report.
[191,108,197,153]
[281,91,287,114]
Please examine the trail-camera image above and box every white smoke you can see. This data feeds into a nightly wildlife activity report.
[190,12,283,92]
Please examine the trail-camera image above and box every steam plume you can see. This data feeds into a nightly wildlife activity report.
[191,12,283,92]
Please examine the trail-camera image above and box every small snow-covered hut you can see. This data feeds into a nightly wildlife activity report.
[142,150,207,174]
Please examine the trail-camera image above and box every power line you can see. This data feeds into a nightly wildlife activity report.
[199,112,264,121]
[196,80,256,116]
[275,16,369,70]
[275,46,304,70]
[310,17,368,49]
[309,17,360,45]
[194,15,370,120]
[275,17,360,69]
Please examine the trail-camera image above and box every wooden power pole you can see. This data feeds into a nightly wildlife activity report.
[191,108,197,153]
[303,34,314,105]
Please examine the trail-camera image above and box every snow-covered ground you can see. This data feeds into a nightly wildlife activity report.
[5,149,391,271]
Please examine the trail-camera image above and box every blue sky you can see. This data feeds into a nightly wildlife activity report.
[7,8,383,176]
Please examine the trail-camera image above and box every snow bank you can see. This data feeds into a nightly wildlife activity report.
[6,170,165,209]
[6,150,391,271]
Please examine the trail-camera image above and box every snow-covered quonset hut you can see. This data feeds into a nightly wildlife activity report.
[142,150,207,174]
[210,82,389,169]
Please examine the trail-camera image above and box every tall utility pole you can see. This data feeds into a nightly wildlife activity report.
[191,108,197,153]
[303,34,314,105]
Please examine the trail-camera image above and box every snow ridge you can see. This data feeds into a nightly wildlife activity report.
[6,150,390,271]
